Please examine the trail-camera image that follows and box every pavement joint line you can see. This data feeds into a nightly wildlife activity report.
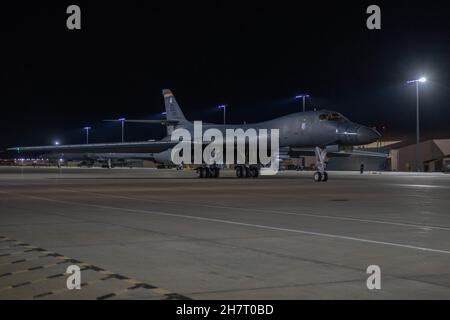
[0,261,86,278]
[32,276,142,299]
[12,281,32,289]
[0,253,65,267]
[0,239,15,243]
[96,284,147,300]
[0,266,93,292]
[7,191,450,256]
[187,277,370,296]
[0,265,122,293]
[0,248,51,257]
[32,278,116,299]
[96,283,190,300]
[59,188,450,232]
[0,238,32,246]
[0,244,33,250]
[0,234,189,300]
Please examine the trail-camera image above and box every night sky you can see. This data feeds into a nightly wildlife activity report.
[1,1,450,151]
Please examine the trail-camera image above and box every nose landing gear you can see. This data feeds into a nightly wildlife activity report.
[314,147,328,182]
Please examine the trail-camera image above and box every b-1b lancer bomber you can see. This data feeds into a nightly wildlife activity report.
[9,90,382,182]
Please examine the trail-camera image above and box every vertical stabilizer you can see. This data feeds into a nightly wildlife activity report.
[162,89,188,124]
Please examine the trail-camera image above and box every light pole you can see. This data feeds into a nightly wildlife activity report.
[83,126,91,144]
[118,118,126,142]
[406,77,426,171]
[295,94,310,112]
[218,105,227,125]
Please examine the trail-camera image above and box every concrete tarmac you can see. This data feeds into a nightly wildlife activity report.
[1,167,450,299]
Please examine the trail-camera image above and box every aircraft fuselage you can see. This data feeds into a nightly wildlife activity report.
[165,110,380,148]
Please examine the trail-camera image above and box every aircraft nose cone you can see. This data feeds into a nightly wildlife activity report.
[357,126,381,144]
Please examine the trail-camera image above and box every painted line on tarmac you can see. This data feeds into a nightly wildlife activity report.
[4,178,450,232]
[389,183,450,189]
[4,192,450,256]
[59,188,450,232]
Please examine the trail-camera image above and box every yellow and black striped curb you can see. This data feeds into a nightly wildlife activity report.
[0,235,190,300]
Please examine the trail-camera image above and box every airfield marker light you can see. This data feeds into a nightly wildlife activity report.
[218,104,227,125]
[83,126,92,144]
[118,118,126,142]
[406,76,427,171]
[295,94,310,112]
[407,77,427,84]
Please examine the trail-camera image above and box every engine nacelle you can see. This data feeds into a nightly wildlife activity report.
[153,149,174,165]
[325,145,353,153]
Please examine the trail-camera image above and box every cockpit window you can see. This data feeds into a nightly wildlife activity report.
[319,112,346,121]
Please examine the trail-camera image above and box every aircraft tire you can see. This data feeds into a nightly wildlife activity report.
[245,166,251,178]
[322,171,328,182]
[236,166,244,178]
[313,171,322,182]
[250,166,259,178]
[197,167,205,178]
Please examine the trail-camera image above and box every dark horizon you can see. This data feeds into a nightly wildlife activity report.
[2,1,450,151]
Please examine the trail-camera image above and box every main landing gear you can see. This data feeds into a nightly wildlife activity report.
[196,164,260,179]
[197,165,220,178]
[235,165,259,178]
[314,147,328,182]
